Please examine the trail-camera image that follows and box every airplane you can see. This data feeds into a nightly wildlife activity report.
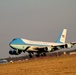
[9,29,76,58]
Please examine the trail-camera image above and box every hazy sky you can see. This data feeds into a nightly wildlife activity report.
[0,0,76,58]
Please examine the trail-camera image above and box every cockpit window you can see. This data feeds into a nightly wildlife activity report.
[12,39,16,41]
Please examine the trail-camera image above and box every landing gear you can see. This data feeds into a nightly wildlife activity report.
[28,52,33,58]
[43,53,46,56]
[36,52,46,57]
[41,53,46,56]
[29,54,33,58]
[28,52,47,58]
[36,53,40,57]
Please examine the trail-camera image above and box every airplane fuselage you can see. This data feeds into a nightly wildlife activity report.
[9,38,64,51]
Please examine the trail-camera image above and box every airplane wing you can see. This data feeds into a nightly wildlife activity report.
[26,46,48,52]
[25,41,76,53]
[50,42,76,52]
[71,42,76,45]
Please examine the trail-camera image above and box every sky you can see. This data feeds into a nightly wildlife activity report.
[0,0,76,58]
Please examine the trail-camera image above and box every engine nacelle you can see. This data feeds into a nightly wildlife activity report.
[9,50,22,55]
[65,43,73,48]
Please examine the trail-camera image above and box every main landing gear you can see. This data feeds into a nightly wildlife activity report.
[29,52,46,58]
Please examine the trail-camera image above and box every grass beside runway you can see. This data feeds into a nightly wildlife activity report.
[0,54,76,75]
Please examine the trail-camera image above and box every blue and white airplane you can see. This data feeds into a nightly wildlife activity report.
[9,29,76,57]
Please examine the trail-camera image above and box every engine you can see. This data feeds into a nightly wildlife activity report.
[65,43,73,48]
[35,47,48,52]
[49,43,73,52]
[9,50,22,55]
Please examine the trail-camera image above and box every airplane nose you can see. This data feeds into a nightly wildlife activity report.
[9,42,14,49]
[9,43,11,47]
[9,41,13,47]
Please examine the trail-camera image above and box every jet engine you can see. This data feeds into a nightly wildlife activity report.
[65,43,73,48]
[50,43,74,52]
[9,50,22,55]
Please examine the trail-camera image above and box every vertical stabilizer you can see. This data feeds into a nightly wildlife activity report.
[56,29,67,43]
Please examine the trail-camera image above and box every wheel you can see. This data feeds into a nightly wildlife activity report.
[41,53,46,56]
[43,53,46,56]
[36,54,40,57]
[29,54,32,58]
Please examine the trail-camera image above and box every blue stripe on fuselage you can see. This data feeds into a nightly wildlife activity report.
[9,38,50,46]
[10,38,53,47]
[9,38,26,45]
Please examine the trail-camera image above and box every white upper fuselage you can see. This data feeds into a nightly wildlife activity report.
[21,38,64,46]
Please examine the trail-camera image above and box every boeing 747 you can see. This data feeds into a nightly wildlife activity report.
[9,29,76,57]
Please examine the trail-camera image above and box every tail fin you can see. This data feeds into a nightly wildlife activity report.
[56,29,67,43]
